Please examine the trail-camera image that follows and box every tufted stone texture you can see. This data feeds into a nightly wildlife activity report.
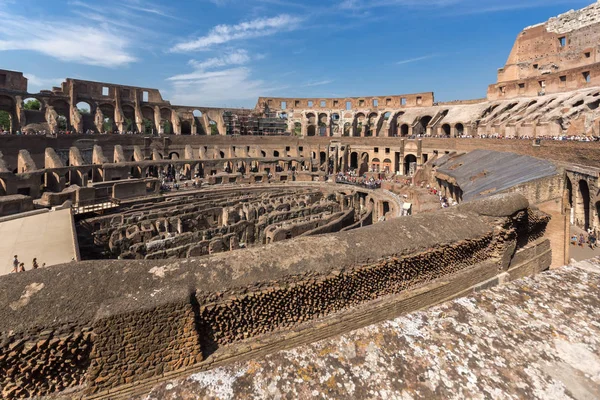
[140,259,600,400]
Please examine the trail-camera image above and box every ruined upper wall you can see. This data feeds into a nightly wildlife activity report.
[492,1,600,99]
[257,93,434,112]
[0,69,27,92]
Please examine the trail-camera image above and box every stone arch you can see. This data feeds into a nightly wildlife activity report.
[382,158,392,173]
[23,97,43,111]
[343,122,351,136]
[455,123,465,136]
[99,103,115,133]
[307,125,317,136]
[76,101,92,113]
[121,104,137,132]
[372,158,381,172]
[181,120,192,135]
[141,106,156,134]
[208,119,218,135]
[350,152,359,169]
[354,113,366,137]
[53,99,70,131]
[293,122,301,136]
[358,152,369,175]
[442,124,451,137]
[414,115,432,136]
[400,124,409,137]
[193,110,206,135]
[404,154,417,176]
[366,112,378,137]
[577,179,591,230]
[160,108,172,134]
[318,113,328,136]
[0,95,14,133]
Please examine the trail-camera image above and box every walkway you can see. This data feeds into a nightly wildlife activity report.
[0,209,78,275]
[140,260,600,400]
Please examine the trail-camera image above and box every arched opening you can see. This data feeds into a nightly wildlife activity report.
[343,122,351,137]
[122,104,137,133]
[0,95,14,134]
[354,113,365,137]
[358,152,369,175]
[293,122,301,136]
[23,98,42,111]
[404,154,417,176]
[371,158,381,172]
[577,180,591,230]
[318,113,328,136]
[414,116,432,136]
[75,101,94,133]
[0,110,12,133]
[160,108,172,134]
[400,124,409,137]
[53,100,70,132]
[141,106,155,135]
[382,158,392,174]
[306,113,316,136]
[209,120,218,135]
[193,110,206,135]
[181,120,192,135]
[350,152,359,169]
[455,123,465,136]
[76,102,91,114]
[99,104,115,133]
[169,152,180,160]
[366,113,378,137]
[442,124,451,137]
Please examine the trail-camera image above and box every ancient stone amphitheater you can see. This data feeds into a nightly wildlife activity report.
[1,2,600,399]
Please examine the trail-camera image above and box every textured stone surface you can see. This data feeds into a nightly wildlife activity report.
[140,259,600,400]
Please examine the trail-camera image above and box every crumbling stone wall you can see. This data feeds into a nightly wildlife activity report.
[0,326,93,398]
[0,194,551,399]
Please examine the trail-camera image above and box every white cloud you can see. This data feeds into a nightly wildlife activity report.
[171,14,302,52]
[396,54,437,65]
[338,0,582,13]
[303,80,333,87]
[188,49,251,71]
[169,67,285,107]
[0,6,137,67]
[167,49,285,107]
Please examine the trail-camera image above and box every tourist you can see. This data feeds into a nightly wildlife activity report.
[589,232,597,249]
[32,258,39,269]
[18,263,26,272]
[571,234,578,246]
[12,255,19,273]
[579,233,586,247]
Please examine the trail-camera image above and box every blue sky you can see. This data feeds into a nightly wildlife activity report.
[0,0,594,107]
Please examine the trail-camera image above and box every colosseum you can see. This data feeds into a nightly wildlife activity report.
[0,2,600,399]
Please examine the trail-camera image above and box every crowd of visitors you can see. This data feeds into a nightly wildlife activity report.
[570,230,599,249]
[336,171,382,189]
[10,255,44,273]
[0,129,150,136]
[400,132,600,142]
